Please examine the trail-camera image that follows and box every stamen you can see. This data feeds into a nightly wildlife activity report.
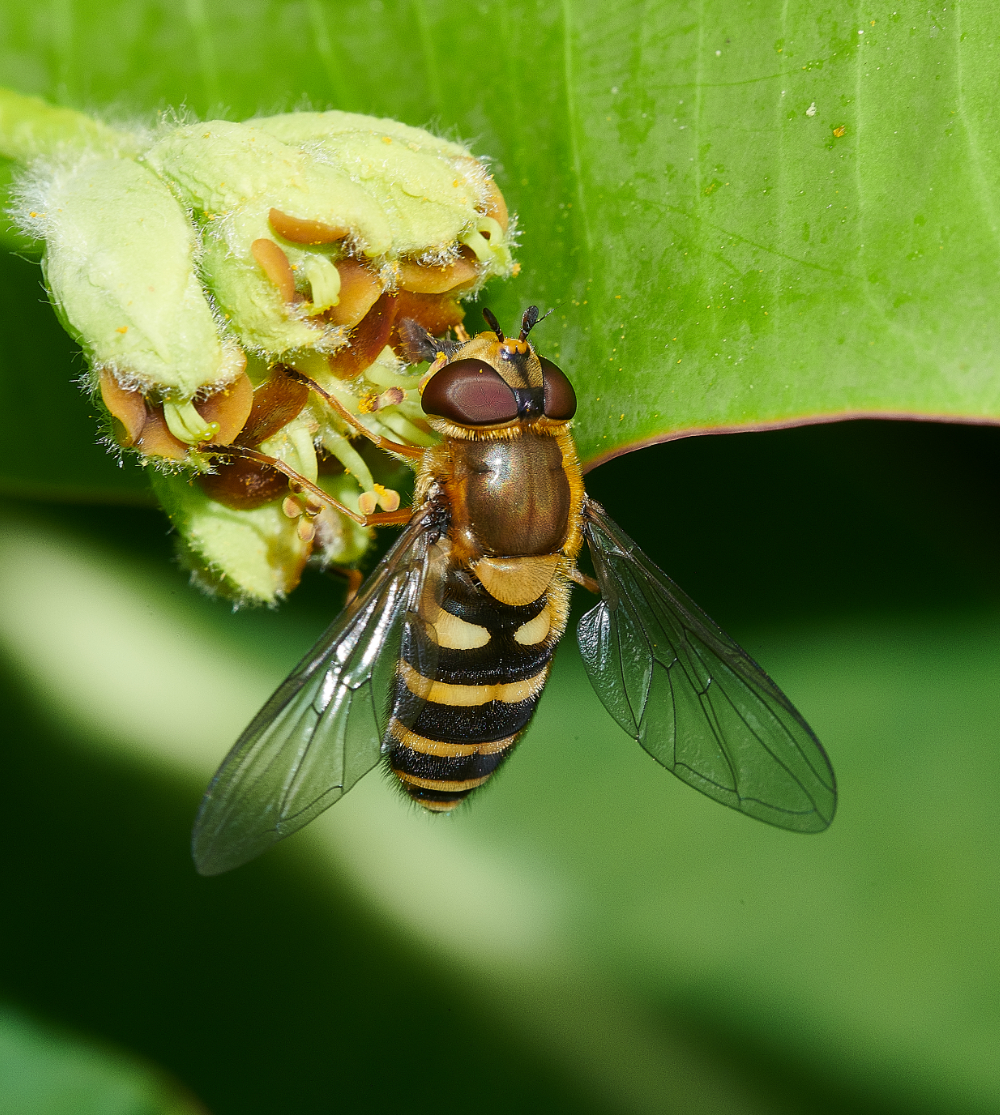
[357,391,380,415]
[282,496,303,519]
[460,216,504,262]
[460,228,492,261]
[373,484,400,512]
[357,490,378,516]
[356,386,403,413]
[297,517,316,543]
[303,254,341,314]
[162,400,220,445]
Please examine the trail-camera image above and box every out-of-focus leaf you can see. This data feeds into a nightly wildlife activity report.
[0,1005,202,1115]
[2,0,999,499]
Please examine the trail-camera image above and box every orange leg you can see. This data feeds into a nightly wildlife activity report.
[568,568,600,595]
[202,443,414,528]
[284,370,426,460]
[324,564,365,605]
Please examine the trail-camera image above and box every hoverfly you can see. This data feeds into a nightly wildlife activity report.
[192,307,836,875]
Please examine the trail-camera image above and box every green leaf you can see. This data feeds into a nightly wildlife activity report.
[1,2,995,476]
[0,1005,202,1115]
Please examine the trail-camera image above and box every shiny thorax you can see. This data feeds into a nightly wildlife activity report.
[385,317,586,810]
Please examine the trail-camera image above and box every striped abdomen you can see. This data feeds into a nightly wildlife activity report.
[385,562,568,811]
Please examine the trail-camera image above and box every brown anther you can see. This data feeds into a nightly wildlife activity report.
[199,454,287,509]
[282,496,303,518]
[196,371,253,445]
[328,292,398,380]
[397,254,479,295]
[388,291,464,352]
[327,259,383,328]
[297,517,317,543]
[135,407,189,461]
[379,387,404,408]
[238,368,310,447]
[358,490,378,517]
[269,208,348,245]
[99,369,147,447]
[251,238,296,303]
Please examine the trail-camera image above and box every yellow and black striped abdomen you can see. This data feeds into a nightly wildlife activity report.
[386,564,567,811]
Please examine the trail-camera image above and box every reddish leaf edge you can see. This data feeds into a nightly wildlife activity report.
[581,409,1000,474]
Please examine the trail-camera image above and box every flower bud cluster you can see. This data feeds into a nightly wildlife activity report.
[15,110,515,603]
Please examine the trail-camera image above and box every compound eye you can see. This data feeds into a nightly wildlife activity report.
[421,359,519,425]
[541,358,577,419]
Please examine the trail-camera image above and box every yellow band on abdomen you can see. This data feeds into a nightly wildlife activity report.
[399,660,548,707]
[388,718,516,757]
[396,771,491,792]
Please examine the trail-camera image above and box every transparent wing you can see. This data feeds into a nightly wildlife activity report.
[192,510,441,875]
[578,499,836,832]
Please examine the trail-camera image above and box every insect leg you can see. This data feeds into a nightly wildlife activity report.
[284,370,426,460]
[322,563,365,605]
[568,567,600,594]
[202,443,413,528]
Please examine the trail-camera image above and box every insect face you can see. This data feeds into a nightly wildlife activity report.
[420,335,577,427]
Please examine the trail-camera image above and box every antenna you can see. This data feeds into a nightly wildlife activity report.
[519,305,552,340]
[481,307,505,342]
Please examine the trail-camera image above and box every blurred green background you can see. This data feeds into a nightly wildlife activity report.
[3,1,1000,1112]
[3,330,1000,1113]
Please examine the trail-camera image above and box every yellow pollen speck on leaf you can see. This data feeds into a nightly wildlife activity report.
[116,326,128,333]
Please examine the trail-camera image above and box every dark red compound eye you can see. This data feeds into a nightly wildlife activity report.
[421,359,519,425]
[540,358,577,419]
